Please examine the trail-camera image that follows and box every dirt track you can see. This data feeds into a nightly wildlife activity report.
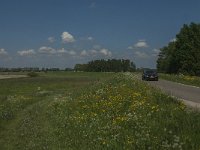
[0,75,27,79]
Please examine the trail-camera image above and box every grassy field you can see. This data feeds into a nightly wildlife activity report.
[159,73,200,87]
[0,72,200,150]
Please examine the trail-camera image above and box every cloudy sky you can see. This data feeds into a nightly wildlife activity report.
[0,0,200,69]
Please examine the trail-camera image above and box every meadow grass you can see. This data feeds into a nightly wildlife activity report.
[0,72,200,150]
[159,73,200,87]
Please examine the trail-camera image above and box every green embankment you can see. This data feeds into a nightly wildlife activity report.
[0,72,200,150]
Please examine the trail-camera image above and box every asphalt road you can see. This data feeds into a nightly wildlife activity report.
[145,79,200,108]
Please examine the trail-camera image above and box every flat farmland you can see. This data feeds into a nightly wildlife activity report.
[0,72,200,150]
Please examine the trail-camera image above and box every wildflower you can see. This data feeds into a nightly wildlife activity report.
[169,130,172,134]
[127,138,134,144]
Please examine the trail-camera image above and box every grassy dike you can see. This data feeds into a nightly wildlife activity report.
[0,72,200,149]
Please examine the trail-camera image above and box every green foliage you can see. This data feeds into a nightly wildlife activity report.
[74,59,136,72]
[157,42,177,73]
[157,23,200,76]
[27,72,39,77]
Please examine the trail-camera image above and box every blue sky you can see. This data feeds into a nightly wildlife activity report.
[0,0,200,69]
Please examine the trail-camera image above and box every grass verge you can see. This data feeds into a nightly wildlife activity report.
[159,73,200,87]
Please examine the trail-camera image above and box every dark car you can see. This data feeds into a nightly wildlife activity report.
[142,69,158,81]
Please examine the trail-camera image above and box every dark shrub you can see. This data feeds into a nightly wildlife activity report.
[27,72,39,77]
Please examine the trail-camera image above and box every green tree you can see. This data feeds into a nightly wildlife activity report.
[157,42,177,73]
[175,23,200,75]
[157,22,200,75]
[74,59,136,72]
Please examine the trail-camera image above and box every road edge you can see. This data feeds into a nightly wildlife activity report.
[179,98,200,110]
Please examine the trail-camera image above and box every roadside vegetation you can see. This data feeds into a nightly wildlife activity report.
[0,72,200,149]
[157,22,200,76]
[159,73,200,87]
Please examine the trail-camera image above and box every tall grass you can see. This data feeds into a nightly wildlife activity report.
[160,73,200,87]
[0,72,113,149]
[0,72,200,149]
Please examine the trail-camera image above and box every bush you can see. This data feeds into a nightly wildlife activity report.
[27,72,39,77]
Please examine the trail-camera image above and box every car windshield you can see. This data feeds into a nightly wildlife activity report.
[145,70,157,74]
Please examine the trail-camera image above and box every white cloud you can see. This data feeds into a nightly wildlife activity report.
[68,50,76,56]
[151,49,160,57]
[57,48,76,56]
[170,38,177,42]
[48,37,56,43]
[87,36,94,41]
[128,46,134,50]
[38,46,56,54]
[89,49,98,55]
[57,48,68,54]
[134,51,149,58]
[0,48,8,55]
[80,48,112,57]
[18,49,36,56]
[61,32,75,43]
[152,49,160,53]
[100,48,112,56]
[80,50,88,56]
[134,40,148,48]
[38,47,77,56]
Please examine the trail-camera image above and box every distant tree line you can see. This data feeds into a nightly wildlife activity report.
[0,67,40,72]
[74,59,136,72]
[157,23,200,76]
[0,67,73,72]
